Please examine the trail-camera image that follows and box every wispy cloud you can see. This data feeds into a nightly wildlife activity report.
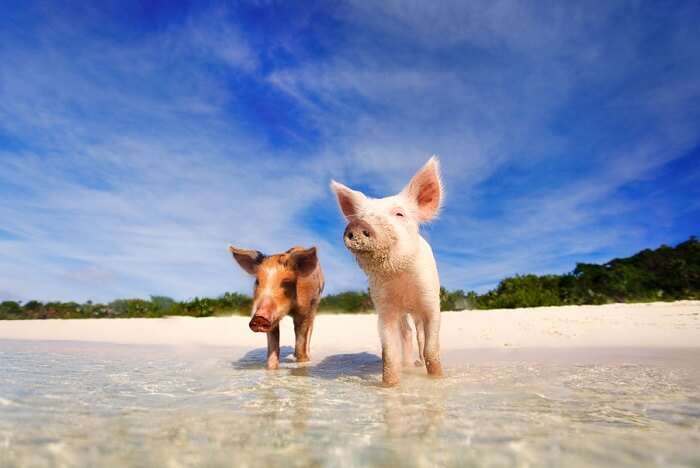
[268,0,700,287]
[0,1,698,301]
[0,4,360,301]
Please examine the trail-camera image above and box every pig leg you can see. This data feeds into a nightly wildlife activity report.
[304,317,314,358]
[379,312,402,386]
[400,315,414,367]
[414,318,425,367]
[266,326,280,370]
[293,315,312,363]
[423,307,443,378]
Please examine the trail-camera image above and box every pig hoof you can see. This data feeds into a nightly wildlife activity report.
[382,378,400,388]
[414,360,424,367]
[426,360,444,378]
[266,362,279,370]
[296,356,310,363]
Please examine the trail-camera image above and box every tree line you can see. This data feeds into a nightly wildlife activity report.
[1,237,698,319]
[444,236,700,309]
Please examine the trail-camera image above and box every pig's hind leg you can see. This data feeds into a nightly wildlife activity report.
[400,315,414,367]
[305,317,314,358]
[293,315,312,363]
[413,317,425,367]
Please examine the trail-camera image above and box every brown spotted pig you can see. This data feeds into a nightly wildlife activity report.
[228,245,323,369]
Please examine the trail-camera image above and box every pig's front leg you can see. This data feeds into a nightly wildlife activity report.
[266,326,280,370]
[378,311,402,387]
[293,315,313,363]
[423,306,443,378]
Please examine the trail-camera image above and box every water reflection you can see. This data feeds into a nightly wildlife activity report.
[382,381,446,440]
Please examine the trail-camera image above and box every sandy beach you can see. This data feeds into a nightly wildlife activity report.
[2,301,698,356]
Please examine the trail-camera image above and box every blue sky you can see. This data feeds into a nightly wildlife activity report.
[1,0,699,302]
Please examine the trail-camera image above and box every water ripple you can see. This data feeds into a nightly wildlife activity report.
[1,341,699,467]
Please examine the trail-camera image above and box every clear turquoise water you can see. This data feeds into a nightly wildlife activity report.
[1,340,698,467]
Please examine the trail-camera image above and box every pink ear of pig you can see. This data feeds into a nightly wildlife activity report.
[228,246,265,275]
[330,180,367,220]
[402,156,443,223]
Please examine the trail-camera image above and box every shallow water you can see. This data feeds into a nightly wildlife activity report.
[1,341,699,467]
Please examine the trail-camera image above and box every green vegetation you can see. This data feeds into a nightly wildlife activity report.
[471,236,700,309]
[1,237,698,319]
[319,290,373,313]
[0,294,252,320]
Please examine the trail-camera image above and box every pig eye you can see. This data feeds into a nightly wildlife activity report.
[395,211,405,217]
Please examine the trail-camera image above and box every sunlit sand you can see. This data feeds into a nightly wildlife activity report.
[2,300,698,352]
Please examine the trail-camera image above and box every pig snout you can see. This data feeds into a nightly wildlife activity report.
[344,219,375,251]
[249,315,272,332]
[249,297,275,333]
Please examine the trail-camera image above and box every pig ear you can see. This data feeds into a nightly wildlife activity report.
[289,246,318,277]
[330,180,366,220]
[228,246,265,275]
[402,156,443,222]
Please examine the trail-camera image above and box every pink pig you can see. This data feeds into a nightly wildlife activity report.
[331,157,444,386]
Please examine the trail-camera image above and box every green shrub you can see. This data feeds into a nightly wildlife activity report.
[319,290,373,313]
[0,301,23,320]
[440,288,471,310]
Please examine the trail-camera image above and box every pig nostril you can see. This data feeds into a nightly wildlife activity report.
[362,230,370,237]
[347,231,354,240]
